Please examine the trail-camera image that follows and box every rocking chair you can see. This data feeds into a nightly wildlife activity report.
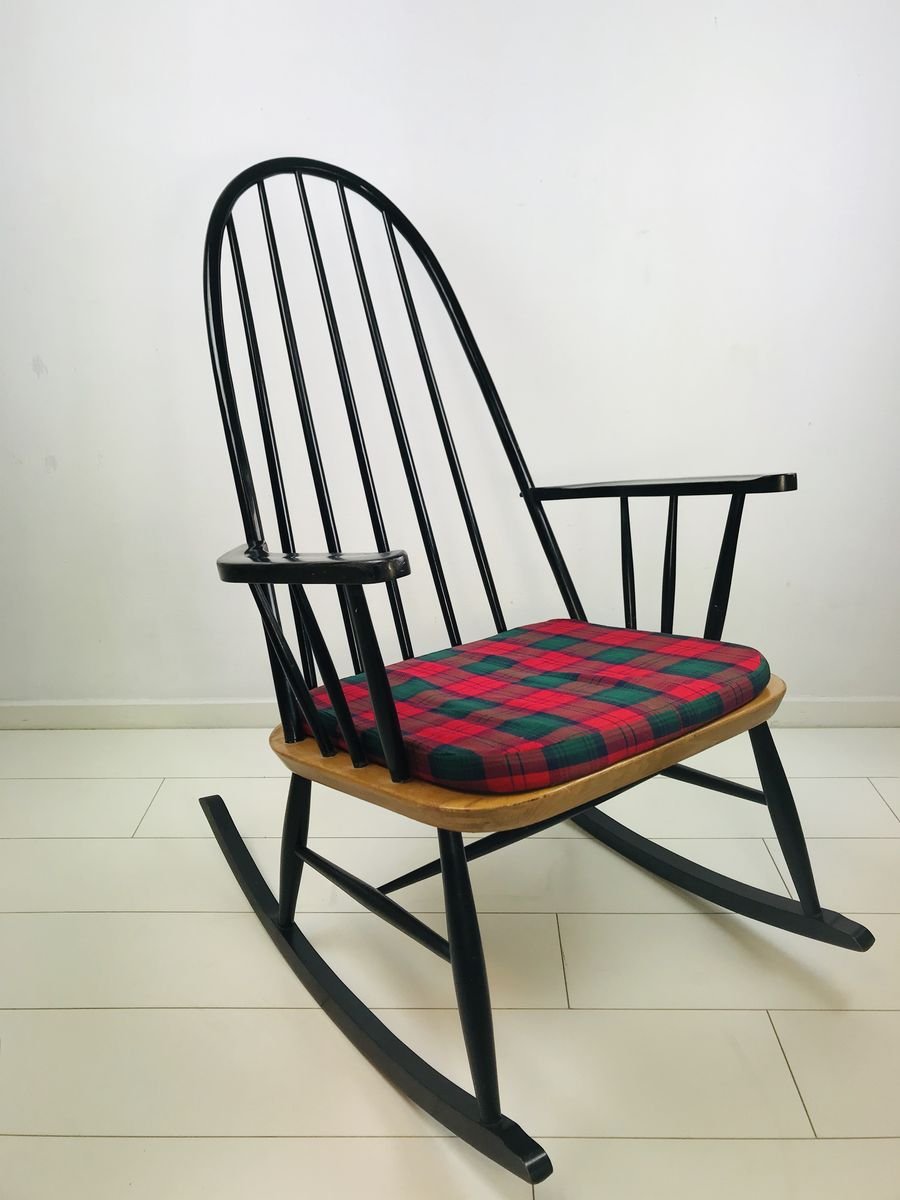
[200,158,873,1185]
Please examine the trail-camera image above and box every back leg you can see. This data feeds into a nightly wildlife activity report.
[749,722,821,916]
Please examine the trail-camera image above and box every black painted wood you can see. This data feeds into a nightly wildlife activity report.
[218,544,410,586]
[299,843,450,961]
[277,774,311,928]
[750,721,822,916]
[204,157,588,751]
[704,492,747,641]
[532,473,797,500]
[660,495,678,634]
[619,497,637,630]
[439,830,501,1122]
[571,806,873,951]
[661,763,766,805]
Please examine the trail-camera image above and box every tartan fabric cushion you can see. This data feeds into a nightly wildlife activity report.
[308,619,770,795]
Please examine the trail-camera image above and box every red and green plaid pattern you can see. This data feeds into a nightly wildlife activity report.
[307,619,770,794]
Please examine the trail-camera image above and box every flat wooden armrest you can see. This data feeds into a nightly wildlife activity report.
[529,473,797,501]
[217,543,411,585]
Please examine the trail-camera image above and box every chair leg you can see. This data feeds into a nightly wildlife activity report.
[749,722,821,916]
[438,828,501,1125]
[278,774,311,928]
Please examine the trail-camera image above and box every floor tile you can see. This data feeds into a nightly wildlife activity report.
[592,776,900,839]
[0,729,283,780]
[558,912,897,1009]
[766,837,900,912]
[771,1011,900,1137]
[138,778,424,838]
[0,911,565,1009]
[0,1137,530,1200]
[539,1138,900,1200]
[383,1008,811,1137]
[872,777,900,820]
[0,778,161,838]
[0,834,785,915]
[0,1008,808,1139]
[0,1009,437,1136]
[304,911,567,1009]
[693,728,900,779]
[0,837,257,912]
[0,913,304,1008]
[136,777,287,838]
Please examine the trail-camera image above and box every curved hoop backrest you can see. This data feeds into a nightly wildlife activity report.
[203,158,584,707]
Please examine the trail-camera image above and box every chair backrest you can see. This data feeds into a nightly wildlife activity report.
[203,158,585,750]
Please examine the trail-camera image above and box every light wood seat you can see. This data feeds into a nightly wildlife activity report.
[271,676,786,833]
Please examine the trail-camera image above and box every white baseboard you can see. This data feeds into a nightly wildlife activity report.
[774,696,900,728]
[1,696,898,730]
[0,700,280,730]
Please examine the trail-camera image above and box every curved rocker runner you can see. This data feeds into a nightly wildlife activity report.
[199,158,874,1185]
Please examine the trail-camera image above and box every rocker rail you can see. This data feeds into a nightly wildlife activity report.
[570,807,874,951]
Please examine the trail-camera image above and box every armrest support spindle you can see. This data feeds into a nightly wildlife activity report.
[345,584,408,781]
[529,472,793,640]
[250,584,335,757]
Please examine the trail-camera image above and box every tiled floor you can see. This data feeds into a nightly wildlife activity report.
[1,728,900,1198]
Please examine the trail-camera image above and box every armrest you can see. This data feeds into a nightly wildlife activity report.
[217,544,411,585]
[529,473,797,501]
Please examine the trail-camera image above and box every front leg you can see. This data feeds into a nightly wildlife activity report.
[438,829,501,1124]
[278,773,312,928]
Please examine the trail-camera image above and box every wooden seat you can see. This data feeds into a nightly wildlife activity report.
[197,157,874,1187]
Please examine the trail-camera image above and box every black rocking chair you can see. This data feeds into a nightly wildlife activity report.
[199,158,874,1185]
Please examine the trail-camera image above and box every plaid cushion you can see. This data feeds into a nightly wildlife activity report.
[307,619,770,794]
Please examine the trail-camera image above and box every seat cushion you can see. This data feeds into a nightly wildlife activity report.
[308,619,770,794]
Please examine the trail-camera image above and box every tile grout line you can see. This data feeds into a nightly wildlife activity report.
[766,1010,817,1137]
[868,778,900,829]
[3,772,900,786]
[762,838,794,898]
[2,1005,900,1013]
[554,914,571,1009]
[6,834,900,842]
[8,910,900,917]
[130,780,166,838]
[0,776,292,783]
[9,834,900,844]
[6,1133,900,1141]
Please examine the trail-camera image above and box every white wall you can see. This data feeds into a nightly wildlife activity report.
[1,0,898,725]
